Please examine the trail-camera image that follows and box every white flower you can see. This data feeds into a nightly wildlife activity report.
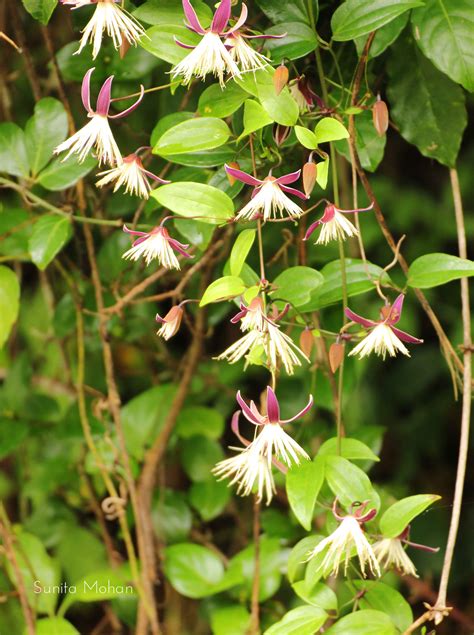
[213,446,276,505]
[122,225,191,269]
[250,423,309,468]
[308,514,381,578]
[215,329,265,365]
[236,179,304,222]
[316,210,358,244]
[171,32,240,88]
[96,152,168,199]
[156,306,184,341]
[266,323,308,375]
[349,323,410,360]
[64,0,146,60]
[373,538,418,577]
[55,114,122,167]
[225,33,269,72]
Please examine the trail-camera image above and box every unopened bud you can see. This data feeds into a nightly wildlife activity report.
[372,97,389,137]
[273,123,290,146]
[119,38,131,59]
[273,64,289,96]
[302,161,317,197]
[299,328,314,358]
[156,305,183,340]
[329,342,344,373]
[226,161,240,186]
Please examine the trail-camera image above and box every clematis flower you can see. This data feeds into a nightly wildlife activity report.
[235,386,312,467]
[155,305,184,340]
[216,297,309,374]
[307,500,381,578]
[171,0,241,87]
[224,165,308,221]
[346,294,423,360]
[54,68,144,166]
[289,76,321,114]
[96,148,169,199]
[372,538,418,577]
[122,222,192,269]
[304,201,374,245]
[60,0,146,60]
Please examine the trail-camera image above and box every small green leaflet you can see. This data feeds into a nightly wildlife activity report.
[29,215,72,270]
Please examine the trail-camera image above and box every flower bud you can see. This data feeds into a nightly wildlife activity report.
[329,341,344,373]
[372,97,389,137]
[299,328,314,358]
[156,305,183,340]
[273,64,289,96]
[226,161,240,186]
[302,161,317,197]
[273,123,291,146]
[119,38,131,59]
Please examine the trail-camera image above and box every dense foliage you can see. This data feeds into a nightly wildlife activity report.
[0,0,473,634]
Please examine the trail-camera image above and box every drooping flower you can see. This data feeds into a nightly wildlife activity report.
[307,500,381,578]
[289,76,321,114]
[54,68,144,166]
[372,538,418,577]
[304,201,374,245]
[346,294,423,360]
[235,386,312,467]
[122,223,191,269]
[171,0,240,87]
[224,165,308,221]
[155,305,184,340]
[216,297,309,374]
[96,149,169,198]
[60,0,146,60]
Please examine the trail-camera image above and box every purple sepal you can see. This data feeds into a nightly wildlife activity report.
[231,410,251,446]
[236,391,262,425]
[123,224,146,237]
[387,293,404,324]
[266,386,280,423]
[108,84,145,120]
[225,3,248,35]
[182,0,206,34]
[211,0,231,33]
[279,184,308,200]
[275,169,301,185]
[391,326,423,344]
[81,67,94,113]
[338,202,374,215]
[345,307,377,329]
[168,238,192,258]
[174,37,197,50]
[280,394,313,424]
[155,313,166,324]
[143,169,171,184]
[95,75,114,116]
[303,219,322,241]
[244,32,287,40]
[224,164,261,187]
[230,305,247,324]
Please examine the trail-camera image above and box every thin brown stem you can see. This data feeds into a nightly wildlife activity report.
[248,497,261,635]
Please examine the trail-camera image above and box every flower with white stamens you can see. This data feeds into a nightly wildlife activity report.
[122,223,192,269]
[346,294,423,360]
[307,500,381,578]
[215,329,266,366]
[155,305,184,341]
[372,538,418,577]
[54,68,144,167]
[60,0,146,59]
[224,165,308,221]
[96,149,169,199]
[304,202,374,245]
[231,296,267,332]
[225,32,269,72]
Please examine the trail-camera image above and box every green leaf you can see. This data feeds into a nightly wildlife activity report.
[153,117,231,156]
[407,253,474,288]
[331,0,423,41]
[264,606,327,635]
[387,36,466,167]
[28,215,72,270]
[314,117,349,143]
[355,12,409,58]
[379,494,441,538]
[316,156,330,189]
[288,536,323,582]
[265,22,318,63]
[200,276,246,306]
[122,384,177,459]
[151,112,194,146]
[141,25,201,64]
[295,125,318,150]
[325,456,380,510]
[335,109,386,172]
[152,490,192,543]
[353,581,413,633]
[21,0,57,24]
[57,527,108,585]
[198,83,247,118]
[36,154,97,190]
[164,543,225,598]
[175,406,224,439]
[292,581,338,611]
[411,0,474,92]
[31,618,79,635]
[210,605,251,635]
[286,458,325,530]
[0,419,28,459]
[152,182,234,224]
[299,259,391,311]
[25,98,68,176]
[189,479,231,521]
[224,537,282,600]
[180,436,224,481]
[230,229,256,276]
[0,123,29,177]
[240,100,274,138]
[318,438,380,462]
[0,266,20,349]
[255,0,316,25]
[236,69,299,126]
[134,0,212,26]
[60,567,136,614]
[272,266,324,308]
[325,609,397,635]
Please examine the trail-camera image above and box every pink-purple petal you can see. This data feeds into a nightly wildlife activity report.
[168,238,192,258]
[174,37,197,49]
[155,313,166,324]
[225,3,248,34]
[345,307,378,329]
[231,410,251,446]
[388,293,405,324]
[108,84,145,119]
[303,219,322,241]
[243,32,287,39]
[230,308,247,324]
[211,0,231,33]
[336,202,374,215]
[123,224,147,237]
[95,75,114,116]
[143,169,170,184]
[182,0,206,34]
[390,326,423,344]
[236,391,262,425]
[275,169,301,185]
[281,394,314,424]
[266,386,280,423]
[225,164,262,187]
[81,67,94,113]
[279,184,308,200]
